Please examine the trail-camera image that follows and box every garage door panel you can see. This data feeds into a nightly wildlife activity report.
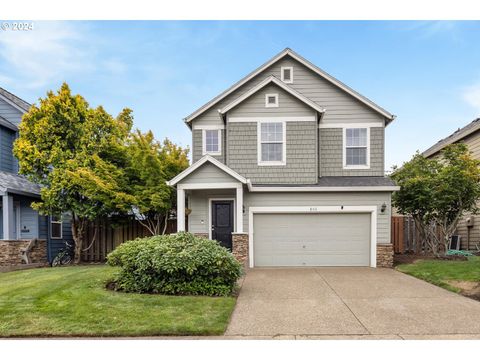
[253,213,370,267]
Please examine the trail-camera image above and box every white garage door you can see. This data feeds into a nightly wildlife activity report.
[253,213,371,267]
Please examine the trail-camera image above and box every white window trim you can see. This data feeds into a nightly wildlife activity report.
[265,93,279,108]
[202,128,222,156]
[208,198,236,241]
[343,126,370,170]
[248,205,378,268]
[50,216,63,239]
[257,120,287,166]
[281,66,293,83]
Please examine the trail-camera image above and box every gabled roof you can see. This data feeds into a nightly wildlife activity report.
[219,76,325,115]
[0,87,31,113]
[166,155,248,187]
[423,117,480,158]
[184,48,395,125]
[0,170,41,196]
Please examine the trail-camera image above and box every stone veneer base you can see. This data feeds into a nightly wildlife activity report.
[0,239,48,266]
[376,244,394,268]
[232,232,249,267]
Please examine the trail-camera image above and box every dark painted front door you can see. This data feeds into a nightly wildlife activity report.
[211,200,234,249]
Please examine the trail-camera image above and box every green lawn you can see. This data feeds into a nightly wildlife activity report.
[0,265,236,337]
[397,256,480,293]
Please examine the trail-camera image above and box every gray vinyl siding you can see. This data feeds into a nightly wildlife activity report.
[192,129,225,163]
[228,84,315,118]
[227,121,317,184]
[189,55,386,180]
[243,192,392,244]
[0,98,23,125]
[319,127,384,176]
[186,190,391,244]
[39,215,48,238]
[0,125,17,173]
[47,212,74,262]
[187,189,236,234]
[180,162,238,184]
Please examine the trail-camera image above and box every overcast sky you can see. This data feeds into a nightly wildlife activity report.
[1,20,480,170]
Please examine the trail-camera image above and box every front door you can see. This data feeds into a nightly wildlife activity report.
[211,200,234,249]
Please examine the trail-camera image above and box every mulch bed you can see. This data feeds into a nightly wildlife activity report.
[394,253,468,266]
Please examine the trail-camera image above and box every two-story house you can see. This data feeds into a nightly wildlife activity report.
[423,117,480,252]
[167,48,399,268]
[0,87,71,266]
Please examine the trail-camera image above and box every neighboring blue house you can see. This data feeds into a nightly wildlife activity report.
[0,87,72,265]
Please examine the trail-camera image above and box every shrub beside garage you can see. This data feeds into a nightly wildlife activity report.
[107,232,243,296]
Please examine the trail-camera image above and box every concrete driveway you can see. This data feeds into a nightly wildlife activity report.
[225,268,480,339]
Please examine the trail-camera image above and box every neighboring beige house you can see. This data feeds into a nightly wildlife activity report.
[423,117,480,251]
[167,48,399,268]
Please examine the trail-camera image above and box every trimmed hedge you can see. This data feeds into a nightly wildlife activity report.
[106,232,243,296]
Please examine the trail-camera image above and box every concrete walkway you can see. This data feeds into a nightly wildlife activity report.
[225,268,480,339]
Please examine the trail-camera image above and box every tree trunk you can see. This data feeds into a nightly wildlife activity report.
[71,214,87,264]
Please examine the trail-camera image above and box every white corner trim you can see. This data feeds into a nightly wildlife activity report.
[248,185,400,192]
[248,205,378,268]
[257,120,287,166]
[202,128,222,156]
[281,66,293,83]
[265,93,279,108]
[208,198,236,240]
[228,116,316,123]
[193,124,225,130]
[178,182,243,190]
[318,122,384,129]
[343,127,371,170]
[218,75,325,115]
[166,155,247,186]
[184,48,394,123]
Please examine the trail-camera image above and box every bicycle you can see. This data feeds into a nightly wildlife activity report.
[51,241,74,266]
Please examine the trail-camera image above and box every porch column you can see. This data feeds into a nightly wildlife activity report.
[177,188,185,232]
[236,185,243,233]
[2,194,14,240]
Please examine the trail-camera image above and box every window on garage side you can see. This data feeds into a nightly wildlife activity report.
[258,122,286,165]
[50,215,63,239]
[344,127,369,168]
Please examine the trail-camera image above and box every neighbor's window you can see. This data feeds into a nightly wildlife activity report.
[345,128,369,167]
[259,122,285,164]
[50,216,63,239]
[265,93,279,108]
[281,66,293,83]
[203,129,221,155]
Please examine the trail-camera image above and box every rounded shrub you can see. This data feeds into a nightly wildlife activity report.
[106,232,243,296]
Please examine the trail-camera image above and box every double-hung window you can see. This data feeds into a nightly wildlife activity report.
[344,127,369,168]
[50,215,63,239]
[258,122,286,165]
[202,129,222,156]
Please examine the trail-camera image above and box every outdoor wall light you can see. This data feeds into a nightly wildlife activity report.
[381,202,387,213]
[243,205,245,214]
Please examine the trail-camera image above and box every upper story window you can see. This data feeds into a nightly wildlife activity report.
[50,215,63,239]
[202,129,222,156]
[265,93,279,108]
[344,127,370,169]
[258,121,286,166]
[281,66,293,83]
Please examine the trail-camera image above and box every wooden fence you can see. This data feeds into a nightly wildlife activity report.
[81,218,178,262]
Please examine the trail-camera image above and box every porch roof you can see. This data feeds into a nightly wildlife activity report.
[166,155,248,187]
[0,171,41,196]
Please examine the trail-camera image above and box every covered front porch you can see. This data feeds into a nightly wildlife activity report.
[167,156,249,265]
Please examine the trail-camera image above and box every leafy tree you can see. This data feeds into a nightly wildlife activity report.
[392,143,480,255]
[13,83,135,263]
[124,130,189,235]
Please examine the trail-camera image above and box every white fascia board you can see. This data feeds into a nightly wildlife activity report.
[219,76,325,115]
[248,186,400,192]
[193,124,225,130]
[166,155,247,187]
[319,122,384,128]
[229,116,316,123]
[184,48,394,124]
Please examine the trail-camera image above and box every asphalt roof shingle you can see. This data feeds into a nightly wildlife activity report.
[0,171,41,195]
[0,87,31,113]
